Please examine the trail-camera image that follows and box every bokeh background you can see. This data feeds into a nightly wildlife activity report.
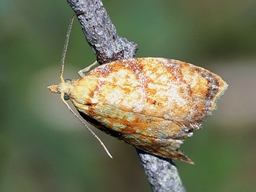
[1,0,256,191]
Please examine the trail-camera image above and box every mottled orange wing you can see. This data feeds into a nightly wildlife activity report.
[64,58,227,164]
[76,102,194,163]
[83,58,226,123]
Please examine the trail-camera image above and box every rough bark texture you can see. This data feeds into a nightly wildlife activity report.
[136,149,186,192]
[67,0,138,64]
[67,0,186,191]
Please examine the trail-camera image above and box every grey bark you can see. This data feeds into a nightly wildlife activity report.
[67,0,186,191]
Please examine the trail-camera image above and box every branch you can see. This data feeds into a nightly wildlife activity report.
[67,0,137,64]
[67,0,186,191]
[137,149,186,192]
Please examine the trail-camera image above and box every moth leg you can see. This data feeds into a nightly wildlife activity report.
[78,61,98,77]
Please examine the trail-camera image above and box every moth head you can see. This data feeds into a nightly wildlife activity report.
[46,12,112,159]
[47,78,74,100]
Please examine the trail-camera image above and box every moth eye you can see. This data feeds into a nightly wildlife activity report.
[64,93,70,100]
[65,78,72,83]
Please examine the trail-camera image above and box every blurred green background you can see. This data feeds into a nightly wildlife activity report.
[1,0,256,191]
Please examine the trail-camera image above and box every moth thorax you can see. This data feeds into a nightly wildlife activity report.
[58,81,75,96]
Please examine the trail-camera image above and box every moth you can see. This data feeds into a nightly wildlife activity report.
[48,15,228,164]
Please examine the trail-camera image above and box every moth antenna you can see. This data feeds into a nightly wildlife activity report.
[60,93,113,159]
[58,12,112,158]
[60,12,113,158]
[60,14,76,83]
[60,12,84,83]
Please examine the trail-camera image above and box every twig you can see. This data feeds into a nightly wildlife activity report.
[67,0,137,64]
[67,0,186,191]
[137,149,186,192]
